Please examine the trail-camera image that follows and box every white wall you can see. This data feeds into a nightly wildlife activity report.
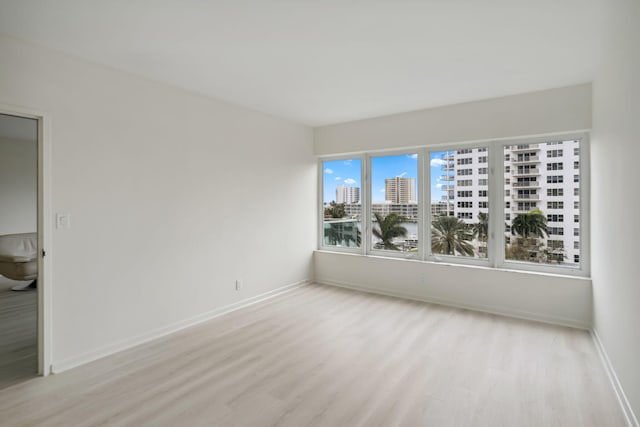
[0,35,316,370]
[316,252,591,328]
[314,85,594,329]
[0,137,37,235]
[315,84,592,155]
[592,0,640,423]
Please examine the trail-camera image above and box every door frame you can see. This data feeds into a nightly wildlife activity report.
[0,104,52,376]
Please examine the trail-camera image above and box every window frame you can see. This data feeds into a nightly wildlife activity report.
[318,154,366,254]
[367,149,423,260]
[317,132,590,277]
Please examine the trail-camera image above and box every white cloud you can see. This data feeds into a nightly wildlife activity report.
[343,160,352,166]
[430,158,445,167]
[335,176,342,180]
[398,172,407,177]
[344,178,357,185]
[436,183,443,188]
[324,168,334,174]
[380,188,386,192]
[408,154,418,159]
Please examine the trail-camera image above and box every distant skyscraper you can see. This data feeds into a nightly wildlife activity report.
[385,177,416,203]
[336,184,360,204]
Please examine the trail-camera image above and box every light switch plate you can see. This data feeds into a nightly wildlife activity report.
[56,213,71,229]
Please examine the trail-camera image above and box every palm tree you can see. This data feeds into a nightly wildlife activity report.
[431,215,475,256]
[372,213,408,250]
[508,209,549,261]
[511,209,548,239]
[472,212,489,243]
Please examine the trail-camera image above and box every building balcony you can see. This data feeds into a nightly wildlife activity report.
[512,181,541,188]
[440,175,455,181]
[513,168,540,176]
[512,207,538,214]
[512,194,540,201]
[510,145,541,152]
[440,165,455,172]
[512,155,540,163]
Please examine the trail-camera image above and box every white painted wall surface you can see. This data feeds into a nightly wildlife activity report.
[592,0,640,423]
[0,138,37,235]
[315,84,592,155]
[315,252,592,328]
[0,35,316,369]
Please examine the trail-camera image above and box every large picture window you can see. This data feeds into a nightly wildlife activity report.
[504,140,581,267]
[370,153,419,254]
[318,134,588,276]
[429,148,489,259]
[321,158,362,248]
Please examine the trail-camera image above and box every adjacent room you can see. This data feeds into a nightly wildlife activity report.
[0,113,38,388]
[0,0,638,426]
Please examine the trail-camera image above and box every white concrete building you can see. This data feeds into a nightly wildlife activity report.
[336,184,361,204]
[385,177,416,204]
[437,140,580,265]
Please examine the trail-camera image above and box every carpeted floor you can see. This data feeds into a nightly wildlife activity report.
[0,275,37,389]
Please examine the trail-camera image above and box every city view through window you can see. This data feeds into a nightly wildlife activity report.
[322,139,581,268]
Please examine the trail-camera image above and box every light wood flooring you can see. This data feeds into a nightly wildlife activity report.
[0,275,37,389]
[0,283,626,426]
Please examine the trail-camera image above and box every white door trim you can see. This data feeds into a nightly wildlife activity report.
[0,103,52,376]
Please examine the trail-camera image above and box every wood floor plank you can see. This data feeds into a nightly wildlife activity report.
[0,276,37,389]
[0,283,626,426]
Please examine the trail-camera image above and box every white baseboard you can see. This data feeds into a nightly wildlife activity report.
[591,329,639,427]
[51,279,310,374]
[316,278,590,330]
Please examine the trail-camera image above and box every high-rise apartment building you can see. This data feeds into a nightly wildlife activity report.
[336,184,361,204]
[385,177,416,204]
[435,140,580,265]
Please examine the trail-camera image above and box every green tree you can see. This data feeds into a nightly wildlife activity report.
[472,212,489,243]
[324,202,345,218]
[511,209,548,239]
[431,215,474,256]
[507,209,550,262]
[372,213,408,250]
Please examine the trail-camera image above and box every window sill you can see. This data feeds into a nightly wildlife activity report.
[315,249,592,281]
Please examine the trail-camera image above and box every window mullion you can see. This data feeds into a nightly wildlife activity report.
[363,154,370,255]
[420,148,428,260]
[488,143,504,268]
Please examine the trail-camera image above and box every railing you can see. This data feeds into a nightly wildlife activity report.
[512,155,540,163]
[513,168,540,176]
[510,145,540,152]
[512,181,540,187]
[512,194,540,201]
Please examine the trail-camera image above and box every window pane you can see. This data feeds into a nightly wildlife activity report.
[430,148,489,258]
[370,154,418,253]
[504,140,580,267]
[322,159,361,248]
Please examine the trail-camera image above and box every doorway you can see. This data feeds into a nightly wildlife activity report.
[0,111,44,387]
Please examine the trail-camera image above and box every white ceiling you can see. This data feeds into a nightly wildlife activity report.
[0,0,603,126]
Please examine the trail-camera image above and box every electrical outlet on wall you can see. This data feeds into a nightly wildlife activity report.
[235,279,243,291]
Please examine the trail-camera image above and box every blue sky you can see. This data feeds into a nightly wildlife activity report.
[322,159,362,203]
[323,153,449,203]
[429,151,451,203]
[370,154,418,202]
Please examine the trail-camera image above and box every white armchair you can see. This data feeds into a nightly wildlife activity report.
[0,233,38,291]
